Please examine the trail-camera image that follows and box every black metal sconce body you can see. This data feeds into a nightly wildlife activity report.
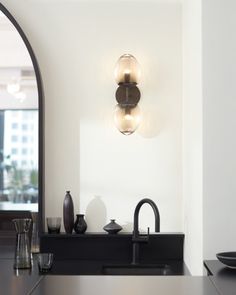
[115,83,141,107]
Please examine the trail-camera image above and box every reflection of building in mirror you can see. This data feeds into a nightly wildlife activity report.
[0,10,39,211]
[3,110,38,170]
[0,68,38,211]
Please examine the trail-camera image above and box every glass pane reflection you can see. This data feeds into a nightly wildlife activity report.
[0,110,38,211]
[0,10,38,211]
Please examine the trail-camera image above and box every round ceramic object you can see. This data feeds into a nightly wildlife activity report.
[216,252,236,269]
[103,219,122,234]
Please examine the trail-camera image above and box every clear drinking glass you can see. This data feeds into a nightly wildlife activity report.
[46,217,61,234]
[12,218,32,269]
[36,253,53,272]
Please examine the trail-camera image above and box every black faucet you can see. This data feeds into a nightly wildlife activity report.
[132,198,160,265]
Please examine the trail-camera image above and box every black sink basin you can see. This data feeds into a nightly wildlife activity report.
[102,264,171,275]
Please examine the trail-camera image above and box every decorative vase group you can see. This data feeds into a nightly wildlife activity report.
[63,191,87,234]
[63,191,123,235]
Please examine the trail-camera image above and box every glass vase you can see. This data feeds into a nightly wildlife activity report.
[13,218,32,269]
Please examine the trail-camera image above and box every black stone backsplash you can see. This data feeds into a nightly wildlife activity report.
[40,232,184,263]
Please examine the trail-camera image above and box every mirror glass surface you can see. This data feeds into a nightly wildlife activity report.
[0,10,38,212]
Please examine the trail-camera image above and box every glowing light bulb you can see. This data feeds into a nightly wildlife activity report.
[114,105,141,135]
[124,113,132,121]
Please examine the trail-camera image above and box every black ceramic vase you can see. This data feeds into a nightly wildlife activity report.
[63,191,74,234]
[74,214,87,234]
[103,219,122,234]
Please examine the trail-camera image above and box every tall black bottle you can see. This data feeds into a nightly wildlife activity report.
[63,191,74,233]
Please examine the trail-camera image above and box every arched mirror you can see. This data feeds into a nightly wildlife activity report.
[0,4,43,232]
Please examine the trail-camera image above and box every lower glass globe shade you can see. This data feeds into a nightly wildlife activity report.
[114,105,141,135]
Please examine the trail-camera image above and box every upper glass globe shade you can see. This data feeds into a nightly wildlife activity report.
[114,54,141,84]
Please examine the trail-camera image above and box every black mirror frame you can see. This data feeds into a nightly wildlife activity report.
[0,4,44,232]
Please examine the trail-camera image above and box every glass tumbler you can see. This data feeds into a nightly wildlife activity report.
[36,253,53,272]
[46,217,61,234]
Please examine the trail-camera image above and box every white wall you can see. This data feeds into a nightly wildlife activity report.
[182,0,203,275]
[0,12,32,67]
[182,0,236,272]
[202,0,236,259]
[1,1,183,233]
[78,3,183,232]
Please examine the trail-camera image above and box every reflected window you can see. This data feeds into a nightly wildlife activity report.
[0,110,38,210]
[22,148,27,155]
[22,136,28,143]
[11,148,18,155]
[11,135,18,142]
[21,160,27,166]
[22,124,28,131]
[12,123,18,129]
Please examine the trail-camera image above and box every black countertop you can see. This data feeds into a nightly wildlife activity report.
[31,276,219,295]
[204,260,236,295]
[0,258,227,295]
[0,232,230,295]
[0,258,43,295]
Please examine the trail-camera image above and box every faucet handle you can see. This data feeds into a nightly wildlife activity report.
[132,227,150,243]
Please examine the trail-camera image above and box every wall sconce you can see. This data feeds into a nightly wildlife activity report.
[114,54,141,135]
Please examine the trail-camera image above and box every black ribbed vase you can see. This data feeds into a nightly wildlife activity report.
[63,191,74,234]
[74,214,87,234]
